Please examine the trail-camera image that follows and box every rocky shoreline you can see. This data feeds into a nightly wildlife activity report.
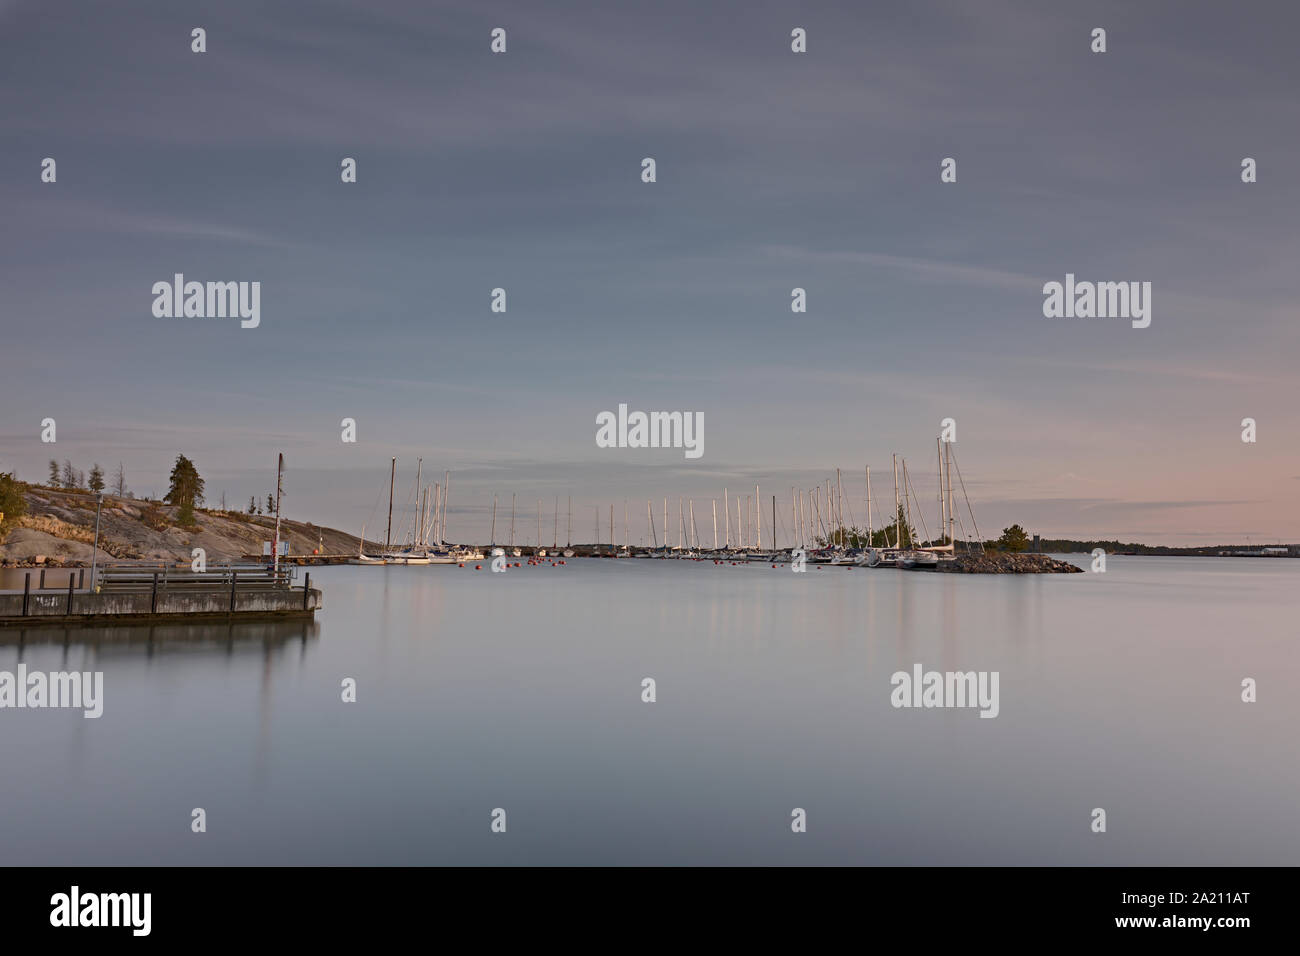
[937,552,1083,574]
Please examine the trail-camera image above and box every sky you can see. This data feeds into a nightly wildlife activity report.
[2,0,1298,546]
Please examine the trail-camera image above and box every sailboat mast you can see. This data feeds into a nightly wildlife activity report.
[937,437,945,545]
[414,458,423,546]
[553,497,558,549]
[772,495,777,551]
[945,440,954,546]
[386,457,396,551]
[903,458,912,542]
[688,500,695,550]
[624,500,628,550]
[272,452,284,572]
[724,489,730,549]
[647,500,656,548]
[441,471,450,544]
[756,485,762,550]
[712,499,718,550]
[433,483,441,545]
[420,487,428,547]
[538,499,542,549]
[567,496,571,546]
[866,466,873,545]
[892,454,900,548]
[510,494,515,547]
[491,494,497,546]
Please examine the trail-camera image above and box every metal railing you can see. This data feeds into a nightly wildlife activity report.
[96,563,297,592]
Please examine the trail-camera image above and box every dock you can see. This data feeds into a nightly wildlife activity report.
[0,564,322,628]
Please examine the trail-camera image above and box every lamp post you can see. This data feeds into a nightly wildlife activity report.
[90,492,104,590]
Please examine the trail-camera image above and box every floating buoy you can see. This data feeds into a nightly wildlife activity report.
[458,563,464,568]
[475,564,482,570]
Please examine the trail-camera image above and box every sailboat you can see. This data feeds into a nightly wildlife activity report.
[350,523,387,564]
[562,495,575,557]
[536,499,547,557]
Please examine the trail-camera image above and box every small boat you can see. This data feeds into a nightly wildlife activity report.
[896,550,939,570]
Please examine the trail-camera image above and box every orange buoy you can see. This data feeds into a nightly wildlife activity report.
[475,564,482,570]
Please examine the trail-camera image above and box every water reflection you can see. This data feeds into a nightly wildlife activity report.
[1,617,319,654]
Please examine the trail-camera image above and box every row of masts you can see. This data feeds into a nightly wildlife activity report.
[383,456,454,552]
[377,439,976,552]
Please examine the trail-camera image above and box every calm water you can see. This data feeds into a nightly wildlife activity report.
[1,556,1295,865]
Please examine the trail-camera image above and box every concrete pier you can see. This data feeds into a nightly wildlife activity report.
[0,566,322,628]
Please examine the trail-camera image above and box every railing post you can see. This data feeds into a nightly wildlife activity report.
[230,571,238,613]
[303,572,310,610]
[39,568,45,590]
[23,573,30,616]
[151,572,159,613]
[79,568,85,589]
[66,576,74,615]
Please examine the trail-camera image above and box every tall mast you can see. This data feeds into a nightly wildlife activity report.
[937,437,945,545]
[433,483,441,545]
[610,504,614,548]
[677,497,683,549]
[903,458,912,544]
[510,494,515,547]
[724,489,730,549]
[866,466,873,546]
[892,454,900,548]
[946,440,954,546]
[385,457,396,551]
[567,495,571,546]
[772,495,777,551]
[420,487,428,546]
[490,494,497,546]
[663,498,668,549]
[414,458,423,546]
[624,500,628,549]
[712,499,718,550]
[272,452,284,572]
[538,499,542,549]
[756,485,762,550]
[441,471,450,544]
[553,497,558,549]
[647,500,656,548]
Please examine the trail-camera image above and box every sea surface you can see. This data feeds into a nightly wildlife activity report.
[1,556,1295,865]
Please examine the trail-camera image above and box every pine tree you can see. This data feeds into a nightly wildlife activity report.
[165,454,205,508]
[48,459,60,487]
[0,471,28,542]
[248,496,257,515]
[266,493,275,515]
[61,460,75,489]
[88,463,105,494]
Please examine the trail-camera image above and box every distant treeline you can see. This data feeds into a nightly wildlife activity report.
[1033,539,1296,555]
